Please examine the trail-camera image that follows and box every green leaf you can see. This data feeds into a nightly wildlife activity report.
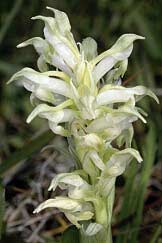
[61,226,80,243]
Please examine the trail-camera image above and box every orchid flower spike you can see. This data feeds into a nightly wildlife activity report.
[9,7,159,242]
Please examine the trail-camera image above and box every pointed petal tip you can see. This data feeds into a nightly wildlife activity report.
[17,43,24,48]
[124,33,145,39]
[156,97,160,104]
[31,16,40,20]
[7,79,11,85]
[26,117,31,124]
[7,76,15,84]
[46,6,53,10]
[138,35,145,40]
[33,209,38,214]
[48,186,52,191]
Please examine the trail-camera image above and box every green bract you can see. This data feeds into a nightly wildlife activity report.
[9,7,159,242]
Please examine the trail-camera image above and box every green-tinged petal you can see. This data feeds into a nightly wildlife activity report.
[97,87,134,106]
[48,172,88,191]
[37,55,48,72]
[88,151,105,171]
[49,122,70,136]
[33,197,83,213]
[105,59,128,84]
[98,147,142,197]
[43,70,70,82]
[17,37,51,72]
[77,133,103,151]
[53,42,77,69]
[91,34,145,66]
[46,7,71,34]
[116,125,134,148]
[34,87,55,103]
[68,185,94,201]
[27,106,74,126]
[130,86,159,103]
[81,37,98,61]
[32,15,77,70]
[107,148,143,174]
[83,152,100,179]
[97,177,116,198]
[92,46,132,83]
[65,211,94,228]
[81,62,96,94]
[75,57,86,86]
[97,85,158,106]
[51,55,73,76]
[79,95,97,120]
[87,111,137,134]
[17,37,49,55]
[8,67,71,98]
[83,223,103,236]
[31,15,56,32]
[46,7,79,57]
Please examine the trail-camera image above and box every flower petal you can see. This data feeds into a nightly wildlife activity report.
[83,223,103,236]
[46,7,71,34]
[91,34,145,66]
[27,103,74,123]
[97,85,159,106]
[48,172,87,191]
[93,46,132,83]
[8,68,71,98]
[81,37,98,61]
[33,197,83,213]
[17,37,49,55]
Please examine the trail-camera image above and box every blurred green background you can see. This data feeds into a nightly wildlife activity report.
[0,0,162,242]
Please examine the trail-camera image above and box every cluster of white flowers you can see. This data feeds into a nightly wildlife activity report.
[9,7,158,238]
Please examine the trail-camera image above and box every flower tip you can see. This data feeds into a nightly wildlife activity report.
[46,6,51,10]
[31,16,39,20]
[7,77,13,84]
[6,80,11,85]
[156,97,160,104]
[140,36,145,40]
[48,186,52,191]
[33,209,37,214]
[46,6,58,15]
[17,43,23,48]
[26,117,31,124]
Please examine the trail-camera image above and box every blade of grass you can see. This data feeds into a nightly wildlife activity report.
[0,181,5,239]
[0,130,54,176]
[0,0,23,46]
[130,121,157,242]
[150,221,162,243]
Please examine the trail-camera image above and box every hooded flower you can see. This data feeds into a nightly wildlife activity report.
[9,7,159,234]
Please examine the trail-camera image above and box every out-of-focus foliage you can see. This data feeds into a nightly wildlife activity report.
[0,0,162,243]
